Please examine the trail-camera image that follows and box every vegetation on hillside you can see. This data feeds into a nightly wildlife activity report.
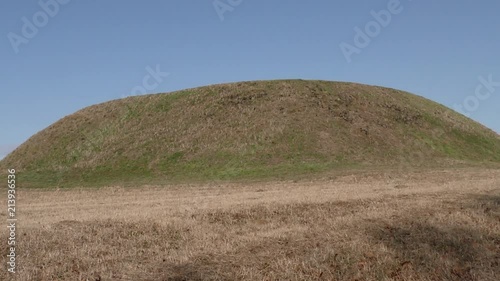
[1,80,499,187]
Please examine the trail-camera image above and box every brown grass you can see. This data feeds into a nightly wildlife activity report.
[1,168,500,280]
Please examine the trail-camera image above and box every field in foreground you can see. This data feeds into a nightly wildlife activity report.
[1,168,499,280]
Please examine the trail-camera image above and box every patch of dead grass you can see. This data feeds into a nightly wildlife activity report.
[1,168,499,280]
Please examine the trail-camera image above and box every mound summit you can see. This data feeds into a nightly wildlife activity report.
[2,80,499,187]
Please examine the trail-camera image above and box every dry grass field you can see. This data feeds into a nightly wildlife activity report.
[1,168,500,280]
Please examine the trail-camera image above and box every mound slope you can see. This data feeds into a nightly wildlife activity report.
[2,80,499,187]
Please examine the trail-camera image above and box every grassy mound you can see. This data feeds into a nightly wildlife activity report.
[2,80,499,187]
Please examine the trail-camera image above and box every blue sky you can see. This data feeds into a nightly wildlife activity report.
[1,0,499,159]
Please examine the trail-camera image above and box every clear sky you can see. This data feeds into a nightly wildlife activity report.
[1,0,499,159]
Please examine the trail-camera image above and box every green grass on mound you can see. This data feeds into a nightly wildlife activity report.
[2,80,499,188]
